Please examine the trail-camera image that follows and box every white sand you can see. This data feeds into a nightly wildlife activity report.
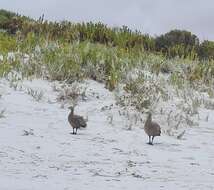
[0,78,214,190]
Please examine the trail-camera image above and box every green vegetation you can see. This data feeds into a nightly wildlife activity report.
[0,9,213,89]
[0,32,17,52]
[0,9,213,133]
[155,29,199,59]
[0,9,213,60]
[198,40,214,60]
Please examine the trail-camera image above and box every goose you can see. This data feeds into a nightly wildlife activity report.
[144,112,161,145]
[68,106,87,134]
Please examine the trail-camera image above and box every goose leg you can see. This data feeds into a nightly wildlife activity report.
[72,127,75,134]
[75,128,78,135]
[151,136,155,145]
[148,136,152,145]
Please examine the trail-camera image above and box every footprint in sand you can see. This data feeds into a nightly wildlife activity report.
[187,145,200,150]
[182,156,195,161]
[0,151,8,157]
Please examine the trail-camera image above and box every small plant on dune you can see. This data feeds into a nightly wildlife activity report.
[0,64,13,77]
[120,71,170,112]
[150,58,173,75]
[105,65,120,91]
[18,32,44,53]
[170,72,185,89]
[184,114,199,127]
[42,45,84,82]
[27,88,44,101]
[203,99,214,110]
[16,56,43,78]
[0,109,6,118]
[107,114,114,125]
[207,88,214,98]
[56,82,87,104]
[6,71,22,88]
[9,81,19,90]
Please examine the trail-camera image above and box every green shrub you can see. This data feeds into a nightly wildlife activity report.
[0,32,17,52]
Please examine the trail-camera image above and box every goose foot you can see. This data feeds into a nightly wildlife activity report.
[147,142,153,145]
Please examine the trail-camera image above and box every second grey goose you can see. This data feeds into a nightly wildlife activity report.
[68,106,87,134]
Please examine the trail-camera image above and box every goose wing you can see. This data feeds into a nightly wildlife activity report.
[73,115,87,128]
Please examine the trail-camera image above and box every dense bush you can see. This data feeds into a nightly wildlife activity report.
[198,40,214,60]
[155,30,199,59]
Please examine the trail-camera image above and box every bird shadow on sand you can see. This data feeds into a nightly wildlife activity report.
[146,142,182,150]
[146,142,164,146]
[69,132,88,136]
